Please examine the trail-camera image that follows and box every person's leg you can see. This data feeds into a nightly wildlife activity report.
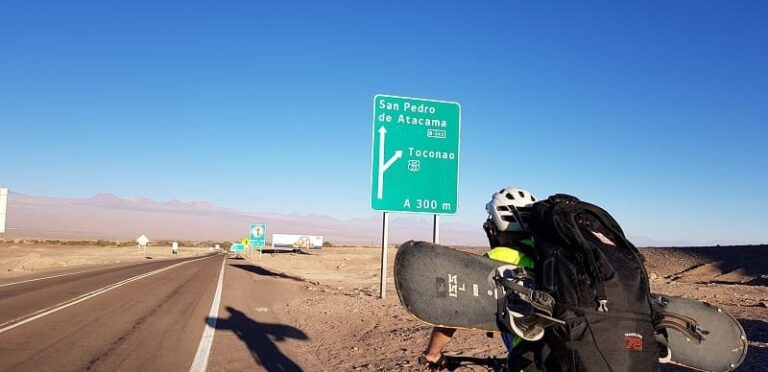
[423,327,456,362]
[508,339,543,372]
[502,332,515,352]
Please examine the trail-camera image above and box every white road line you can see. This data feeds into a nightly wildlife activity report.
[0,254,219,335]
[0,255,213,288]
[190,256,227,372]
[0,267,106,288]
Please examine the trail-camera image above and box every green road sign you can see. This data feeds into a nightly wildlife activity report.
[370,94,461,214]
[249,223,267,248]
[231,243,245,252]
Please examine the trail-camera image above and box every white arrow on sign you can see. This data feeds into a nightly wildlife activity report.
[377,126,402,199]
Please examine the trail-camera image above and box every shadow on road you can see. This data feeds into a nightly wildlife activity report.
[738,319,768,371]
[257,249,316,255]
[207,306,308,371]
[230,264,307,283]
[741,318,768,343]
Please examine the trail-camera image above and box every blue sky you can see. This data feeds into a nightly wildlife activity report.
[2,1,766,245]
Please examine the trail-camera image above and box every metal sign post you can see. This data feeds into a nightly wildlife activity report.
[380,212,389,299]
[433,215,440,244]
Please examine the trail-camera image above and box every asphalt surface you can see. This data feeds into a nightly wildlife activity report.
[0,254,308,372]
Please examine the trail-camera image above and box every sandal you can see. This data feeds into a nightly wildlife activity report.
[418,353,448,371]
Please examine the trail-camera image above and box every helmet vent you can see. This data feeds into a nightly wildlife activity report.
[502,215,517,223]
[518,191,525,198]
[496,206,509,211]
[506,193,515,200]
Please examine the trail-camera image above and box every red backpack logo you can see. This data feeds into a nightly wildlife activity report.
[624,333,644,351]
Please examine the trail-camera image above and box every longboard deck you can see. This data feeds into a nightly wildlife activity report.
[394,240,505,332]
[395,241,749,371]
[656,295,748,372]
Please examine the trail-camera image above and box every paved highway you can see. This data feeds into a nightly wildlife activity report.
[0,254,308,371]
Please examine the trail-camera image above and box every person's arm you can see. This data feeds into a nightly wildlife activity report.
[423,327,456,363]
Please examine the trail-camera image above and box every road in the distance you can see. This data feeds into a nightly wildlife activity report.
[0,254,225,371]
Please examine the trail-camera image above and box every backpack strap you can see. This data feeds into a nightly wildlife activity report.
[496,275,560,322]
[655,311,706,344]
[493,270,565,338]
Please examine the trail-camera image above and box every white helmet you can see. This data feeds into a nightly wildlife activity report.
[486,187,537,232]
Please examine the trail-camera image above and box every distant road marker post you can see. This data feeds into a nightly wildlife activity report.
[370,94,461,298]
[0,188,7,235]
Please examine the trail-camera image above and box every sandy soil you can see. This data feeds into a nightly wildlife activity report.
[252,245,768,371]
[0,242,213,280]
[1,243,765,371]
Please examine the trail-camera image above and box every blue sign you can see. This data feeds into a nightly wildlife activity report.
[249,224,267,248]
[231,243,245,252]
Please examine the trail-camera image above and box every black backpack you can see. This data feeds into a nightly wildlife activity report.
[527,194,659,372]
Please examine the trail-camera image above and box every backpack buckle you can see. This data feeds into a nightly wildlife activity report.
[597,298,608,312]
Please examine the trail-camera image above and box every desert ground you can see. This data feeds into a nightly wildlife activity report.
[0,241,766,371]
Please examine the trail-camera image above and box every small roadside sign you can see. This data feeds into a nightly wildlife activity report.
[249,224,267,248]
[136,234,149,256]
[137,235,149,246]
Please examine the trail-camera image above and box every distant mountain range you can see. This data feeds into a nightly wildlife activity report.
[2,191,728,247]
[1,192,488,246]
